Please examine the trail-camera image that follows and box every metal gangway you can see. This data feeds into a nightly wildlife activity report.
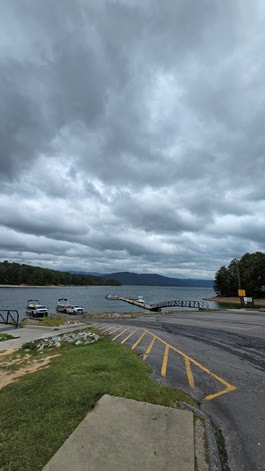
[149,300,209,311]
[0,310,20,328]
[106,295,209,311]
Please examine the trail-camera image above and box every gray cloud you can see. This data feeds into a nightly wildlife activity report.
[0,0,265,279]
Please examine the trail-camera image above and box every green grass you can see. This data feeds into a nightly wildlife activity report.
[0,333,16,342]
[22,317,84,327]
[217,302,241,309]
[40,317,69,327]
[0,337,194,471]
[22,318,71,327]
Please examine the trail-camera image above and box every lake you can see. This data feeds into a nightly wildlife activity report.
[0,285,218,319]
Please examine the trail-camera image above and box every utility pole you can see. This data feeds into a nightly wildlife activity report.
[236,259,241,290]
[235,259,243,307]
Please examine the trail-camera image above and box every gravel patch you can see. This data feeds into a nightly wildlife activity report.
[34,331,100,351]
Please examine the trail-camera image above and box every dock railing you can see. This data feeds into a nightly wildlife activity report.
[106,296,209,311]
[0,310,20,328]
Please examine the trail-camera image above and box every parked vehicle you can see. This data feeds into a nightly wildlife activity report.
[66,305,84,315]
[26,299,48,318]
[56,298,71,313]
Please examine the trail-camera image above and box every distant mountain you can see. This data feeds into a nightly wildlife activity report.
[69,271,103,277]
[101,272,213,287]
[67,270,213,287]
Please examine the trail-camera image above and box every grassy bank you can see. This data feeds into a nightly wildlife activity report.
[0,333,16,342]
[0,335,194,471]
[206,296,265,308]
[21,317,82,327]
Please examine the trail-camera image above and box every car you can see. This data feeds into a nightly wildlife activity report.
[66,305,84,315]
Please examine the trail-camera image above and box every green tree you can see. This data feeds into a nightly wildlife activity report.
[214,252,265,297]
[213,266,230,296]
[0,261,121,287]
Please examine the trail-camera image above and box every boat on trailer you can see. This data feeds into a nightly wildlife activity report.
[56,298,71,313]
[26,299,48,318]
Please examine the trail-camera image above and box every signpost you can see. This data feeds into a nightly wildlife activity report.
[236,260,244,307]
[243,297,254,307]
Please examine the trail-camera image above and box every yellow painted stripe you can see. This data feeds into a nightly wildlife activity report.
[101,326,115,333]
[95,324,108,330]
[143,328,236,401]
[121,328,139,345]
[131,331,146,350]
[112,327,130,341]
[205,388,235,401]
[108,327,121,335]
[161,344,169,377]
[143,336,156,361]
[185,357,195,389]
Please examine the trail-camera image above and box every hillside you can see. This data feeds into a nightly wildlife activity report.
[101,272,213,287]
[0,261,120,286]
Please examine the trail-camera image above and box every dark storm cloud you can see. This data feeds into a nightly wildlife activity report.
[0,0,265,277]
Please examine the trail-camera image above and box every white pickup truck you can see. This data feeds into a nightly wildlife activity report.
[66,305,84,315]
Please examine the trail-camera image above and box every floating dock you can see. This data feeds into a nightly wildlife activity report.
[105,295,154,311]
[105,296,209,312]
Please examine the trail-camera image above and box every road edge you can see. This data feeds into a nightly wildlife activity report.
[180,402,222,471]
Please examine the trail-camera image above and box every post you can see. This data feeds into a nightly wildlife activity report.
[236,259,243,307]
[236,259,241,290]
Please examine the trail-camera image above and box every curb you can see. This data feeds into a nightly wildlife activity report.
[53,323,88,331]
[180,402,222,471]
[22,323,88,331]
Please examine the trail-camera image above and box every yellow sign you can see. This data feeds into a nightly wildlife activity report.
[238,289,246,297]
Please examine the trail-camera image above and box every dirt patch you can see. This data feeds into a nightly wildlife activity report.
[1,354,31,367]
[0,347,19,357]
[0,354,60,390]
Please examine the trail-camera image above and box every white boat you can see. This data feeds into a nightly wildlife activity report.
[56,298,71,313]
[26,299,48,318]
[137,296,145,303]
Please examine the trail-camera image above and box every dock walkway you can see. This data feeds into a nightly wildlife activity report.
[105,296,209,311]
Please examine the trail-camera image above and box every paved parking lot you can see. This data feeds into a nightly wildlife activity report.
[92,309,265,471]
[94,322,236,401]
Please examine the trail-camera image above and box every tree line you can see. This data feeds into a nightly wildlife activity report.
[214,252,265,298]
[0,261,121,286]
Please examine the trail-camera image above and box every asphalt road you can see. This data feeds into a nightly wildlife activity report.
[90,309,265,471]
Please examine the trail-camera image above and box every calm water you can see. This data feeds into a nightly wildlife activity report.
[0,285,218,319]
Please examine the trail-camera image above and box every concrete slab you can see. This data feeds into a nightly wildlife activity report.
[0,325,89,352]
[42,395,194,471]
[23,323,87,330]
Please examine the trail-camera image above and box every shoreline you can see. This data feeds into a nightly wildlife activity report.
[0,285,116,289]
[206,296,265,307]
[0,285,77,289]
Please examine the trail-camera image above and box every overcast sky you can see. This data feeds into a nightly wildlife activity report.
[0,1,265,279]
